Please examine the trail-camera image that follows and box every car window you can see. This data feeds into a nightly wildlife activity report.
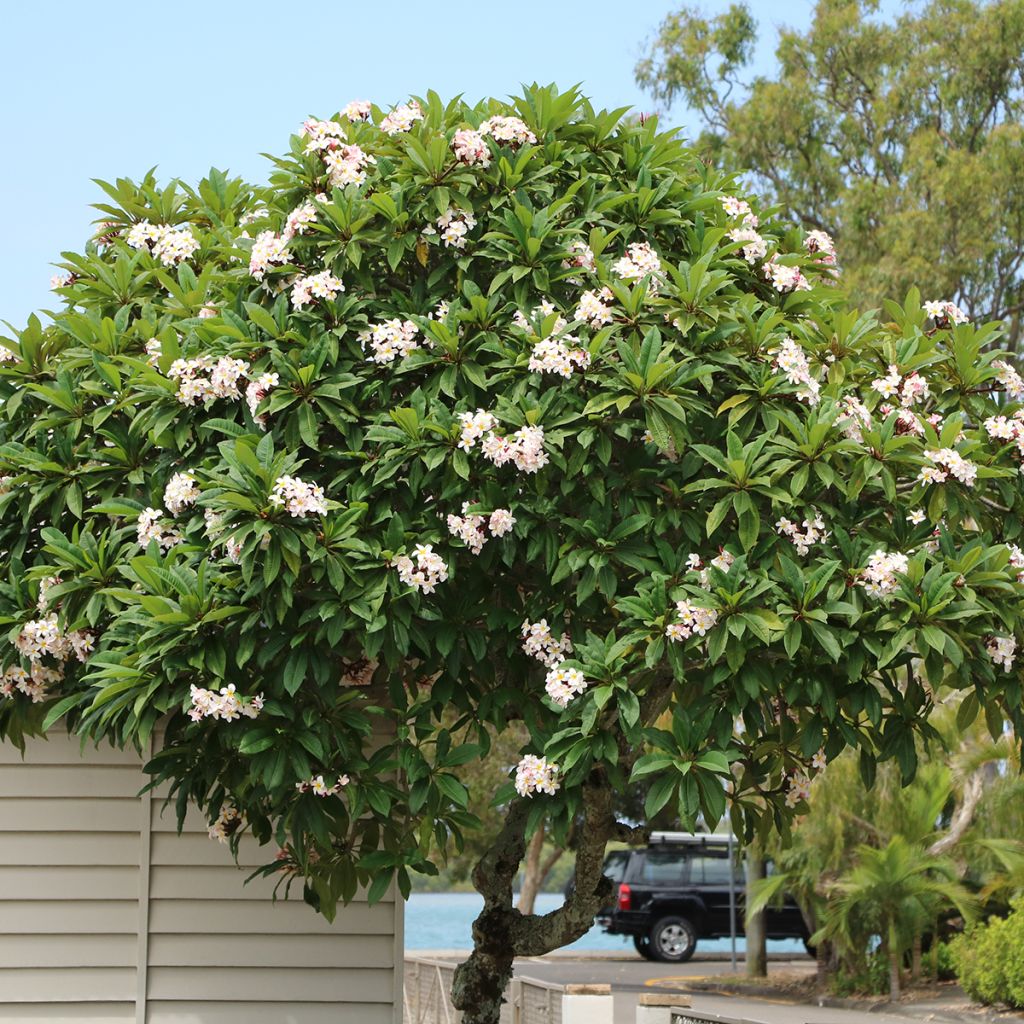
[602,850,630,883]
[695,851,738,885]
[638,849,690,884]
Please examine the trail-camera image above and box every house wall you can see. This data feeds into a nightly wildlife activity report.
[0,733,403,1024]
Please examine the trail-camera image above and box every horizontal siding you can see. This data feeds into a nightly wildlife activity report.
[0,900,137,934]
[0,865,139,901]
[0,934,136,968]
[0,797,139,831]
[0,738,141,766]
[0,830,139,865]
[147,966,394,1002]
[0,1004,134,1021]
[148,932,394,969]
[0,764,144,798]
[0,966,136,1001]
[148,898,394,935]
[146,1002,394,1024]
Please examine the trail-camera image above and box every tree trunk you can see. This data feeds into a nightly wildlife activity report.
[745,843,767,978]
[911,933,922,983]
[452,772,622,1024]
[517,825,546,915]
[886,927,901,1002]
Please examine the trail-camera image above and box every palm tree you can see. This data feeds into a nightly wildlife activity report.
[813,836,978,1000]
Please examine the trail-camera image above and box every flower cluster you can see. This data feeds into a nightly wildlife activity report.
[137,508,183,551]
[785,772,812,808]
[858,550,909,598]
[343,100,372,122]
[245,372,279,422]
[446,503,515,554]
[762,258,810,293]
[479,116,536,147]
[15,615,92,664]
[728,227,767,265]
[301,117,346,153]
[528,335,591,378]
[871,365,930,406]
[458,409,497,450]
[324,144,376,188]
[993,359,1024,399]
[564,240,596,272]
[773,337,820,405]
[521,619,573,667]
[684,550,735,587]
[544,665,589,708]
[514,754,559,797]
[1008,544,1024,583]
[285,202,317,237]
[481,425,548,473]
[395,544,449,594]
[986,635,1017,672]
[613,241,662,283]
[776,512,829,556]
[362,318,420,364]
[923,300,969,328]
[126,221,200,266]
[665,600,719,641]
[269,475,328,518]
[2,665,49,703]
[249,230,292,280]
[804,230,837,266]
[918,448,978,487]
[719,196,758,225]
[163,472,199,516]
[433,207,477,249]
[452,128,491,167]
[188,683,263,722]
[295,774,350,796]
[837,396,873,443]
[291,269,345,310]
[168,355,250,406]
[575,287,614,326]
[208,805,242,843]
[380,100,423,135]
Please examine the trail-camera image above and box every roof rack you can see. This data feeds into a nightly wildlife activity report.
[648,830,735,844]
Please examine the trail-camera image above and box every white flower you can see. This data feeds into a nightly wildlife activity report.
[575,287,614,326]
[395,544,448,594]
[208,805,242,843]
[521,619,573,667]
[923,300,969,326]
[479,116,536,147]
[906,509,927,525]
[447,503,487,555]
[457,410,497,451]
[269,476,327,518]
[452,128,491,167]
[164,472,199,516]
[137,507,182,551]
[291,270,344,310]
[772,337,820,406]
[613,241,662,284]
[986,635,1017,672]
[544,666,589,708]
[361,319,420,364]
[858,550,909,598]
[188,683,263,723]
[728,227,768,264]
[993,360,1024,399]
[514,754,559,797]
[665,600,719,641]
[776,512,829,556]
[920,448,977,488]
[380,100,423,135]
[489,508,516,537]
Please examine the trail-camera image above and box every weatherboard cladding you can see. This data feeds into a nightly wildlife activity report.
[0,732,402,1023]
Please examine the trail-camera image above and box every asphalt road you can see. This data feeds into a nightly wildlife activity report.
[419,952,1000,1024]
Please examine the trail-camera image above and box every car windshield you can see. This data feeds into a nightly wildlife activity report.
[602,850,630,883]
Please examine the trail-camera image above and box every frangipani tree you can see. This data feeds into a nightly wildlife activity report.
[1,85,1023,1024]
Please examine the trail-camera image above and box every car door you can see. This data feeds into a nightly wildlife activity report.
[695,846,743,936]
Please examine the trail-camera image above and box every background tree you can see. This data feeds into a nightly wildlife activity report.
[636,0,1024,348]
[2,86,1024,1024]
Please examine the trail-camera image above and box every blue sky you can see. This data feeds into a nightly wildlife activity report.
[1,0,833,327]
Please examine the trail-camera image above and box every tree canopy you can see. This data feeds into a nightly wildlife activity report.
[636,0,1024,347]
[2,84,1024,1024]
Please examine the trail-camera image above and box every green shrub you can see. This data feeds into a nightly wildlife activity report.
[951,899,1024,1008]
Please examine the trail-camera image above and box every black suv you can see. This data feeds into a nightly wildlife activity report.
[597,833,810,962]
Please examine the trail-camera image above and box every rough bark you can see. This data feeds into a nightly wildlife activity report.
[452,773,619,1024]
[745,844,767,978]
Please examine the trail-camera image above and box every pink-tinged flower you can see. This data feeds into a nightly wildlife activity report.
[323,144,376,188]
[811,749,827,772]
[923,300,969,327]
[49,273,74,290]
[544,665,589,708]
[361,318,420,364]
[447,503,488,555]
[296,773,349,797]
[1008,543,1024,583]
[126,221,200,266]
[208,805,242,843]
[249,231,292,280]
[993,359,1024,399]
[479,116,536,147]
[564,241,596,272]
[776,512,829,556]
[871,365,902,400]
[984,415,1023,442]
[301,118,346,153]
[164,472,199,516]
[521,619,573,667]
[189,683,263,723]
[481,425,548,474]
[772,337,820,406]
[514,754,559,797]
[920,448,977,488]
[858,550,909,598]
[395,544,448,594]
[290,270,344,310]
[284,202,317,239]
[728,227,767,265]
[269,475,327,518]
[245,372,279,423]
[0,344,17,363]
[837,396,872,443]
[575,287,614,326]
[785,772,811,808]
[804,230,837,265]
[342,100,372,122]
[452,129,491,167]
[665,600,719,641]
[489,508,516,537]
[528,335,591,378]
[436,207,477,249]
[762,257,810,293]
[986,635,1017,672]
[718,195,758,227]
[136,507,183,551]
[380,100,423,135]
[613,241,662,284]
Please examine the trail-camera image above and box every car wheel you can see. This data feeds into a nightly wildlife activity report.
[649,915,698,963]
[633,935,657,961]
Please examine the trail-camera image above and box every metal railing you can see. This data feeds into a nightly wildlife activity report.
[403,957,564,1024]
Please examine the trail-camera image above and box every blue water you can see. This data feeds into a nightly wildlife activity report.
[405,892,804,954]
